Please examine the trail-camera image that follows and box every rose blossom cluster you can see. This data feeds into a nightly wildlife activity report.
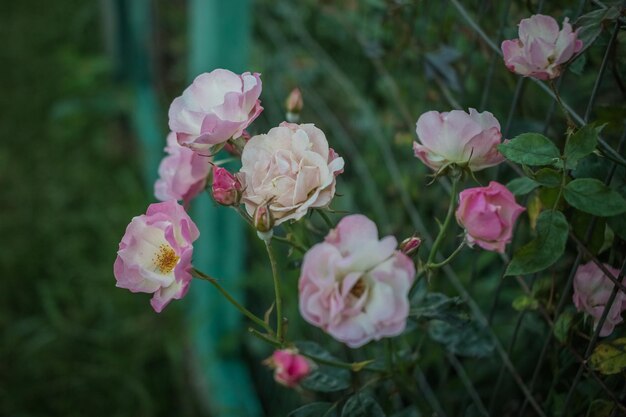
[113,8,597,392]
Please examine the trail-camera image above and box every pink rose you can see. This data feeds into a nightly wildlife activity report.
[168,69,263,152]
[211,166,241,206]
[114,200,200,312]
[501,14,583,80]
[238,122,344,226]
[455,182,525,253]
[573,262,626,337]
[266,349,311,388]
[413,109,505,172]
[299,214,416,348]
[154,132,211,204]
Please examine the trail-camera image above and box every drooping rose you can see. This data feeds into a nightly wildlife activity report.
[573,262,626,337]
[413,109,505,172]
[501,14,583,80]
[168,69,263,152]
[211,166,241,206]
[455,182,525,253]
[299,214,416,348]
[154,132,210,204]
[114,200,199,312]
[265,349,311,388]
[238,122,344,226]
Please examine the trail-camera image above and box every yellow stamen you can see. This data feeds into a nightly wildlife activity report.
[154,244,179,274]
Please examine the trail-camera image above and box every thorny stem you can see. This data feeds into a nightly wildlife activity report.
[265,242,284,344]
[192,268,272,333]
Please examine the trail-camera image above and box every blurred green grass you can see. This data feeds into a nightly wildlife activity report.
[0,2,201,416]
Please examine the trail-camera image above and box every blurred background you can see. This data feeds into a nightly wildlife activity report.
[2,0,625,416]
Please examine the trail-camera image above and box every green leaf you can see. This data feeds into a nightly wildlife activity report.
[296,341,350,392]
[512,294,539,312]
[410,292,467,325]
[505,210,568,276]
[341,393,385,417]
[533,168,562,188]
[506,177,539,196]
[608,214,626,241]
[563,124,602,169]
[498,133,560,166]
[589,338,626,375]
[564,178,626,217]
[289,403,337,417]
[553,311,574,343]
[428,319,494,358]
[390,406,421,417]
[575,7,621,54]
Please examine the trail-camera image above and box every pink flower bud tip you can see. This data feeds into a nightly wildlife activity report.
[285,88,303,114]
[211,166,241,206]
[399,236,422,257]
[266,349,311,388]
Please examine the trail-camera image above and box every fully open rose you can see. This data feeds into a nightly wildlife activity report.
[299,214,415,348]
[501,14,583,80]
[413,109,505,172]
[238,122,344,226]
[154,132,210,204]
[168,69,263,152]
[114,200,199,312]
[573,262,626,337]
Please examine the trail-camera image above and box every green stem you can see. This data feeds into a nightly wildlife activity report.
[265,242,284,344]
[318,209,334,229]
[427,242,466,269]
[549,80,575,131]
[272,235,307,254]
[248,328,280,347]
[299,352,377,372]
[192,268,272,333]
[427,177,460,266]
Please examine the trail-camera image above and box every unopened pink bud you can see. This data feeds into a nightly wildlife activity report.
[399,236,422,257]
[211,166,241,206]
[266,349,311,388]
[285,88,303,114]
[254,204,274,233]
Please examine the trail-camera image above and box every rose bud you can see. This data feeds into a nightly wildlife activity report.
[254,203,275,234]
[399,236,422,257]
[501,14,583,80]
[285,88,303,123]
[265,349,311,388]
[573,262,626,337]
[455,182,525,253]
[211,166,242,206]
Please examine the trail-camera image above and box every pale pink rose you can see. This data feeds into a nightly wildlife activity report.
[114,200,200,312]
[154,132,210,203]
[238,122,344,226]
[456,182,525,253]
[168,69,263,152]
[501,14,583,80]
[413,109,505,172]
[299,214,416,348]
[573,262,626,337]
[211,166,241,206]
[266,349,311,388]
